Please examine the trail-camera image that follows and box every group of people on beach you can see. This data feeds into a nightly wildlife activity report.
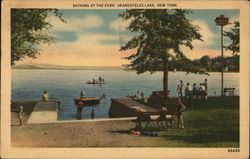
[177,79,208,104]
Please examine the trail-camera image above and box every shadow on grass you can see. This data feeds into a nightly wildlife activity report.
[108,130,131,134]
[162,131,239,145]
[147,96,239,146]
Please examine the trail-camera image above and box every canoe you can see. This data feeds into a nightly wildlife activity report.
[86,81,106,84]
[74,98,100,106]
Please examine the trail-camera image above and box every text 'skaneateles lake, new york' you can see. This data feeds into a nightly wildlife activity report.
[11,69,239,120]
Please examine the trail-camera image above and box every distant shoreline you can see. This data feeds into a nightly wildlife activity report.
[12,68,239,73]
[12,64,125,70]
[12,64,239,73]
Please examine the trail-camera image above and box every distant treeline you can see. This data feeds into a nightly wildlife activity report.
[192,55,239,72]
[166,55,239,72]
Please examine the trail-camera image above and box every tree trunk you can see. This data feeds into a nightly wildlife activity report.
[163,59,169,99]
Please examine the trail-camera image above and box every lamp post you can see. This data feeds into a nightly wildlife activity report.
[215,15,229,96]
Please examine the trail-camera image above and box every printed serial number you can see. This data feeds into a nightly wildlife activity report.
[228,149,240,152]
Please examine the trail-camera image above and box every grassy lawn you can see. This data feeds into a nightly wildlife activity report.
[138,96,239,147]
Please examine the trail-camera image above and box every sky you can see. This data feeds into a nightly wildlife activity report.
[16,9,239,66]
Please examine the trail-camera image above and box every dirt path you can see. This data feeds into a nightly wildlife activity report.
[11,113,163,147]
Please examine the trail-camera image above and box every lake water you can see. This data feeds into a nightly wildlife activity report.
[11,69,239,120]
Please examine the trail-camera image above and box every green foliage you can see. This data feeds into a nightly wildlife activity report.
[11,9,65,65]
[120,9,203,74]
[195,55,239,72]
[224,21,239,54]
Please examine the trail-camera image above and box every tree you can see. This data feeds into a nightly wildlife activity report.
[120,9,203,99]
[224,21,239,54]
[199,55,211,71]
[11,9,65,65]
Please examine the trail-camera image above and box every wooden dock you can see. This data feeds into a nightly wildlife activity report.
[109,98,157,118]
[27,100,58,124]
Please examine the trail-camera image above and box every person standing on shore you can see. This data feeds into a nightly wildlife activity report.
[204,79,208,100]
[18,105,24,126]
[42,91,49,101]
[177,85,181,97]
[193,83,199,101]
[91,109,95,119]
[199,83,206,104]
[140,92,144,100]
[176,98,186,128]
[180,80,184,97]
[185,83,192,106]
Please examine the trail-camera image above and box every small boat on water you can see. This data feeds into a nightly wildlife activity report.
[86,81,106,85]
[74,98,100,106]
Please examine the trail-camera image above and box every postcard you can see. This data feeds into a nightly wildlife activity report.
[1,0,249,158]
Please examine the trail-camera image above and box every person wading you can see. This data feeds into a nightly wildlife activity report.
[76,101,84,119]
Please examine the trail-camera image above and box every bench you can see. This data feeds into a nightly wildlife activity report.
[152,90,170,98]
[132,111,174,131]
[224,88,235,96]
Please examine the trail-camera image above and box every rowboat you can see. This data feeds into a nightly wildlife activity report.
[74,98,100,106]
[86,81,106,84]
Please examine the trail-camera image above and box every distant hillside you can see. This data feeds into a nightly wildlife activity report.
[12,64,124,70]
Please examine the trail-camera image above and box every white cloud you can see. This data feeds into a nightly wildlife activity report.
[47,15,103,32]
[110,18,132,32]
[191,20,216,48]
[17,33,131,66]
[224,16,239,31]
[181,46,233,60]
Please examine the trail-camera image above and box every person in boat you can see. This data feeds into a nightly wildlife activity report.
[99,76,102,83]
[76,100,84,119]
[91,109,95,119]
[42,91,49,101]
[80,90,86,99]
